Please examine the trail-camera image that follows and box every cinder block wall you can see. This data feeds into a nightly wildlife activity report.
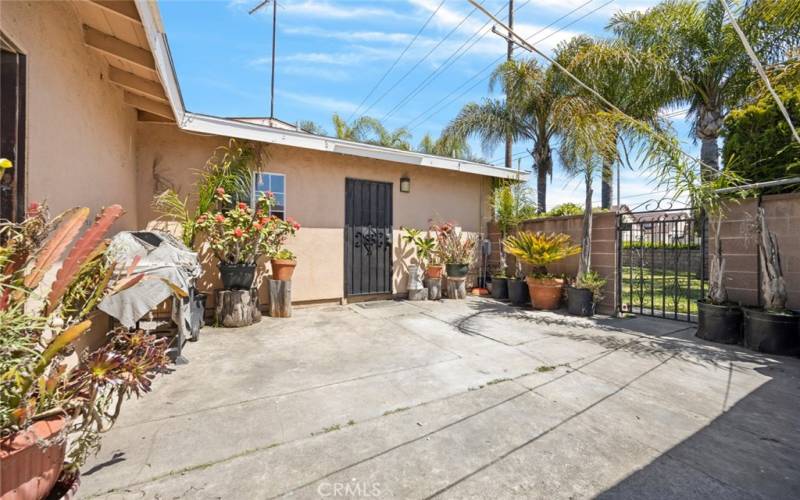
[487,212,618,314]
[714,192,800,308]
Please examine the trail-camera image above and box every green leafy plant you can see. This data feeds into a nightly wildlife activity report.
[503,231,580,276]
[195,192,300,265]
[546,203,584,217]
[575,270,607,304]
[153,138,262,247]
[431,221,476,265]
[274,248,296,261]
[401,227,438,268]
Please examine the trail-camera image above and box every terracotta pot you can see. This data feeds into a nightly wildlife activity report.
[1,416,67,500]
[527,276,564,310]
[271,259,297,281]
[425,265,444,279]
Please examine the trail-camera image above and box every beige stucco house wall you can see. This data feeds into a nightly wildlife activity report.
[3,0,523,308]
[1,0,139,230]
[136,123,493,304]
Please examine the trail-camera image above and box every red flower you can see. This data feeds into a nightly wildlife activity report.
[233,227,244,238]
[260,217,269,225]
[253,222,263,231]
[265,191,273,198]
[27,202,41,216]
[215,214,226,223]
[293,222,301,230]
[216,187,226,196]
[238,202,248,210]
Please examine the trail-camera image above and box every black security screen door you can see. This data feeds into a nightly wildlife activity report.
[345,178,393,296]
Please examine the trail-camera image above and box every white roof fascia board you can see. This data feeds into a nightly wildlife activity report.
[133,1,529,182]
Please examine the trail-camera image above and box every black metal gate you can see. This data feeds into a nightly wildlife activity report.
[345,178,393,296]
[616,205,707,322]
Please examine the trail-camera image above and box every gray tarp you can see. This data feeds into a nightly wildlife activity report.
[99,232,200,338]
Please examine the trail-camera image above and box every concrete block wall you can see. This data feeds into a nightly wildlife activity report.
[714,192,800,309]
[487,212,618,314]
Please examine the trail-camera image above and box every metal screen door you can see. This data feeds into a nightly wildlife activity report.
[345,179,393,296]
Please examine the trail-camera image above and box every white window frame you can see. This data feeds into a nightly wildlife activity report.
[251,172,286,217]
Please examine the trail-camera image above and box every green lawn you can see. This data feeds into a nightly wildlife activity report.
[621,266,706,316]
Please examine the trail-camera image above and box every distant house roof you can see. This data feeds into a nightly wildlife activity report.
[131,0,529,182]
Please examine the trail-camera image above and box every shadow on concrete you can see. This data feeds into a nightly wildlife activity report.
[597,362,800,499]
[458,298,777,368]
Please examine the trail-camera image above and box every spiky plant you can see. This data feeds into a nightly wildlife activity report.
[503,231,580,275]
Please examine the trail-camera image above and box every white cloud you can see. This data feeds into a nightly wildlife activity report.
[276,89,361,114]
[282,65,351,82]
[276,0,406,20]
[282,26,414,44]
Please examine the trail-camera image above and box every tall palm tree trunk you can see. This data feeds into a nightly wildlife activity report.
[601,157,613,209]
[697,105,723,175]
[578,172,593,280]
[532,142,552,214]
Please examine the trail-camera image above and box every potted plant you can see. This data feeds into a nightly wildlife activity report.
[568,271,606,316]
[741,207,800,355]
[432,221,476,279]
[504,231,580,310]
[197,192,298,289]
[268,216,301,281]
[1,204,169,499]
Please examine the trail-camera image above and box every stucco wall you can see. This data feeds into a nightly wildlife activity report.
[136,123,492,303]
[1,0,139,229]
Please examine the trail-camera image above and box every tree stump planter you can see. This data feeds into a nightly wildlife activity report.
[268,279,292,318]
[426,278,442,300]
[446,277,467,299]
[408,288,428,301]
[215,288,261,327]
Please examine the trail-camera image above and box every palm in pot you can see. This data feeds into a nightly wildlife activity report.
[504,232,580,309]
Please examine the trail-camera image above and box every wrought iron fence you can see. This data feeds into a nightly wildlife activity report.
[616,203,707,322]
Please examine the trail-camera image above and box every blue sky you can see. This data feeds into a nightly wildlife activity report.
[160,0,697,208]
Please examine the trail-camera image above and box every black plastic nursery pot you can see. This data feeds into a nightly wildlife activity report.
[742,307,800,355]
[695,300,743,345]
[445,263,469,278]
[491,277,509,300]
[508,278,530,307]
[218,262,256,290]
[566,286,594,317]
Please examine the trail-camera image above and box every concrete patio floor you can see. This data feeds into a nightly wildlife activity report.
[81,297,800,499]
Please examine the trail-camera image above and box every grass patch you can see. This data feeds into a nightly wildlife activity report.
[486,378,511,386]
[621,266,705,315]
[383,407,410,416]
[535,365,556,373]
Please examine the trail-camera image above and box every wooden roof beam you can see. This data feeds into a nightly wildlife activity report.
[137,110,175,123]
[83,25,155,72]
[109,67,167,102]
[124,91,173,119]
[89,1,142,24]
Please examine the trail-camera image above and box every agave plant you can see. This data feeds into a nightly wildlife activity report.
[503,231,580,275]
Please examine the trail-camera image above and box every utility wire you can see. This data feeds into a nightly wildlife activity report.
[719,0,800,144]
[358,1,482,119]
[381,1,533,123]
[405,0,601,131]
[345,0,446,122]
[466,0,714,173]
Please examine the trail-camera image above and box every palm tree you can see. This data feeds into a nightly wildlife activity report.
[609,0,800,173]
[562,36,673,208]
[331,113,412,150]
[443,59,580,213]
[417,132,472,159]
[298,120,328,136]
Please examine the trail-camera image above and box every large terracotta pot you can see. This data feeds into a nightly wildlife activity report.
[527,276,564,310]
[1,416,67,500]
[425,265,444,279]
[271,259,297,281]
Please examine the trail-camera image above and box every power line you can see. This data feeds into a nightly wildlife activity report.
[358,1,482,119]
[467,0,713,173]
[719,0,800,144]
[345,0,446,122]
[381,1,535,123]
[405,0,602,131]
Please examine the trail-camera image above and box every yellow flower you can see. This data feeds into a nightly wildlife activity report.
[0,158,12,170]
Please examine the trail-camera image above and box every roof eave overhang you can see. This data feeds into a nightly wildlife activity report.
[133,0,529,182]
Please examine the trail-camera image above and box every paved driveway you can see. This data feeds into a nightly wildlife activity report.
[82,298,800,499]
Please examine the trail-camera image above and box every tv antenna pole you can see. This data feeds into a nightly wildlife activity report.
[249,0,277,119]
